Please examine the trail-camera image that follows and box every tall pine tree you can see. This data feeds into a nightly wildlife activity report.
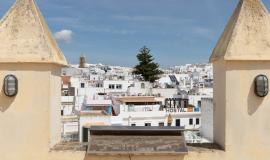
[133,46,163,83]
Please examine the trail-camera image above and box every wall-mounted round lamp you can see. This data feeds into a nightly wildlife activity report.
[254,75,268,97]
[4,75,18,97]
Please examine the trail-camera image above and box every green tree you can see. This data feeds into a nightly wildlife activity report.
[133,46,163,83]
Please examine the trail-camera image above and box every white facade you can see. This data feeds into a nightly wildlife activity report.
[200,98,214,142]
[111,104,201,130]
[103,80,132,93]
[63,121,78,134]
[188,95,214,108]
[128,81,152,96]
[79,113,111,142]
[198,87,213,96]
[152,88,178,98]
[61,96,75,116]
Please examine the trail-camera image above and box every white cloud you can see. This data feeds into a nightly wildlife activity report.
[54,29,73,43]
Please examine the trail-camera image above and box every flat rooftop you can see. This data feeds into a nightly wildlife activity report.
[87,126,188,155]
[116,96,160,103]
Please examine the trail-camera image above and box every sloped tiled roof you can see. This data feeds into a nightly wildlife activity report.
[210,0,270,62]
[0,0,67,66]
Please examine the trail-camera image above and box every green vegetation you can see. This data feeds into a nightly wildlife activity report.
[133,46,163,83]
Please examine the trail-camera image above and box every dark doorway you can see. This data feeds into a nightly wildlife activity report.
[145,123,151,126]
[175,119,181,126]
[82,127,89,142]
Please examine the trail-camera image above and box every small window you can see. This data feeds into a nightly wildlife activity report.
[145,123,151,126]
[141,83,145,89]
[189,118,193,125]
[109,84,115,89]
[158,122,164,127]
[131,123,136,126]
[116,84,122,89]
[61,110,64,116]
[196,118,200,125]
[81,83,85,88]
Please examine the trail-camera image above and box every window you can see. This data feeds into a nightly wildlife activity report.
[116,84,122,89]
[198,101,201,107]
[141,83,145,89]
[81,83,85,88]
[189,118,193,125]
[175,119,181,126]
[96,83,103,88]
[131,123,136,126]
[196,118,200,125]
[109,84,115,89]
[184,100,188,108]
[158,122,164,127]
[145,123,151,126]
[128,105,135,112]
[61,110,64,116]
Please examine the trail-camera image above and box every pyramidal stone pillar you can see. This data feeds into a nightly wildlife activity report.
[0,0,68,159]
[210,0,270,157]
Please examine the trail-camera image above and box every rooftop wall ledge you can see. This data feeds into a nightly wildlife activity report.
[50,142,87,152]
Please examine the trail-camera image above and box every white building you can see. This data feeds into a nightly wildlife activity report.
[60,62,213,143]
[79,111,111,142]
[111,96,201,130]
[200,98,214,142]
[78,98,113,142]
[103,80,132,93]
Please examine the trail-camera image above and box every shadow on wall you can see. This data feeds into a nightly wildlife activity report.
[247,79,263,115]
[0,88,15,112]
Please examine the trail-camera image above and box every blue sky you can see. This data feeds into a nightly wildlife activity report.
[1,0,270,67]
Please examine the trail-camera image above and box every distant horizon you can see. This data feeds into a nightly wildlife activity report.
[0,0,270,67]
[69,61,211,69]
